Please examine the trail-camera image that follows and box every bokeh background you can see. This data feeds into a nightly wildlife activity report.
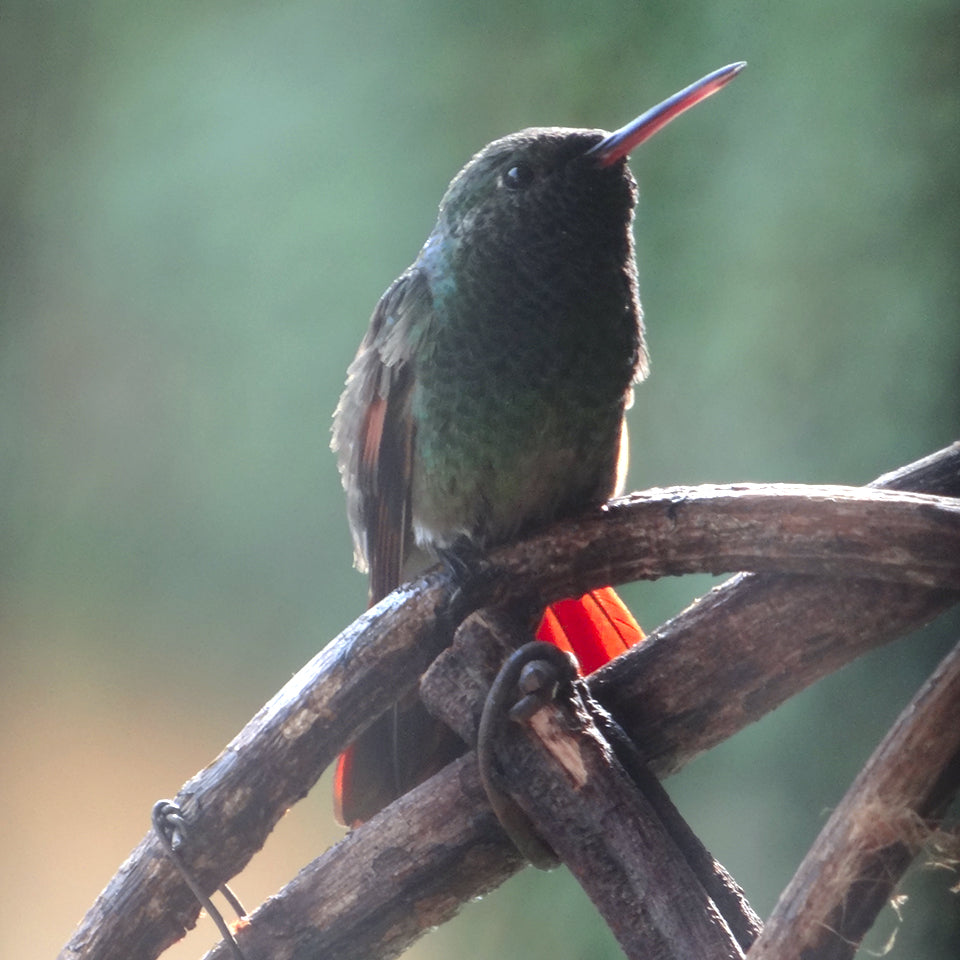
[2,2,958,958]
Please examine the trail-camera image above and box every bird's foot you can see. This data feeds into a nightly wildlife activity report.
[434,537,501,630]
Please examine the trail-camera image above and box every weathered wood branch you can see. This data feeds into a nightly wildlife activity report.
[746,637,960,960]
[210,753,524,960]
[470,628,753,960]
[505,693,747,960]
[58,445,960,960]
[205,450,960,960]
[592,446,960,777]
[489,481,960,598]
[426,613,762,955]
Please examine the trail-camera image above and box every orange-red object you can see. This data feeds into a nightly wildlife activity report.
[536,586,644,674]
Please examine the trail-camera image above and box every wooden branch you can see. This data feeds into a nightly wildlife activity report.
[204,450,959,960]
[746,638,960,960]
[592,447,960,777]
[208,754,523,960]
[217,604,766,960]
[55,582,457,960]
[507,696,746,960]
[592,574,959,779]
[471,628,748,960]
[58,448,960,960]
[489,482,960,600]
[427,614,762,953]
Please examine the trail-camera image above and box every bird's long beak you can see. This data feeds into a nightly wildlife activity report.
[588,61,746,167]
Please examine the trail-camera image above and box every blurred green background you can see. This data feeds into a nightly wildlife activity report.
[2,2,958,958]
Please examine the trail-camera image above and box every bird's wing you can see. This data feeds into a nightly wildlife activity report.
[332,268,433,603]
[332,269,457,825]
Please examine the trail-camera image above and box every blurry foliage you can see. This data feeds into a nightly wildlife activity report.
[0,2,957,958]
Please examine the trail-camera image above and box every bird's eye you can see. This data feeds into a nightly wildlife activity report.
[502,162,535,190]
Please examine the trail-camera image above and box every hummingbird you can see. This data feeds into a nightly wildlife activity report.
[332,62,746,825]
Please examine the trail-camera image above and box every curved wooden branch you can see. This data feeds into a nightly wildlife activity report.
[491,481,960,599]
[58,447,960,960]
[745,638,960,960]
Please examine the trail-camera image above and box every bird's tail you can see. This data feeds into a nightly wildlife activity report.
[536,585,644,673]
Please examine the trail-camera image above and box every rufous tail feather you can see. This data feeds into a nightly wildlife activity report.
[536,586,644,674]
